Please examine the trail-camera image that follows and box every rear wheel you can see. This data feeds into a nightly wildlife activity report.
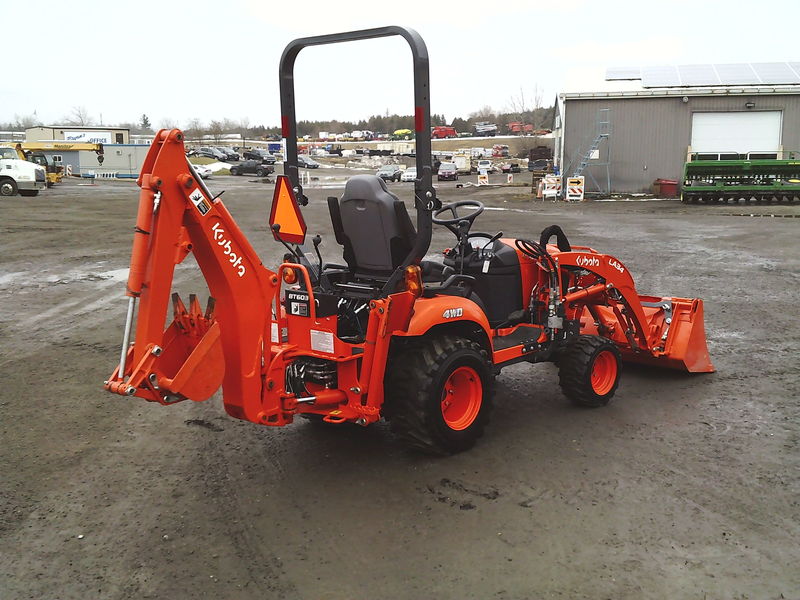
[385,335,495,454]
[230,167,239,175]
[558,335,622,407]
[19,190,39,197]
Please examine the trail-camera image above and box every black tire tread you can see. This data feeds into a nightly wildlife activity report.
[385,335,494,455]
[558,335,621,408]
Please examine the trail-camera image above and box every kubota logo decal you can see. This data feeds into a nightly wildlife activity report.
[443,308,463,319]
[576,255,600,268]
[608,258,625,273]
[211,222,246,277]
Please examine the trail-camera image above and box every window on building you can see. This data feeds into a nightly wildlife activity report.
[52,155,62,163]
[115,133,124,143]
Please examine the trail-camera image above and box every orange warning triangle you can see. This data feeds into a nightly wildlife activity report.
[269,175,307,244]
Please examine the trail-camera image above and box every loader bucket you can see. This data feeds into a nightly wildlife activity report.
[626,296,715,373]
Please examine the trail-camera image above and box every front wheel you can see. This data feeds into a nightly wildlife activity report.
[255,168,266,177]
[385,335,495,454]
[558,335,622,407]
[0,179,18,196]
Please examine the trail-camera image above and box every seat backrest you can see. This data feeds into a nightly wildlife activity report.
[328,175,416,277]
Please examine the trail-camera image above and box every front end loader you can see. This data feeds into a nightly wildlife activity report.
[104,26,713,454]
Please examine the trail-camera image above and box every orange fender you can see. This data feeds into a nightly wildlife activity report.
[400,295,492,342]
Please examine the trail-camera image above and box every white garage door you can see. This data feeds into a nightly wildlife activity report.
[691,111,782,154]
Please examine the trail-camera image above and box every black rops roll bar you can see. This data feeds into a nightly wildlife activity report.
[279,25,440,295]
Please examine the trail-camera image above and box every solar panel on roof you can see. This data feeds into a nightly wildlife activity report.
[752,62,800,84]
[714,63,759,85]
[605,67,641,80]
[606,61,800,87]
[641,65,680,87]
[678,64,719,86]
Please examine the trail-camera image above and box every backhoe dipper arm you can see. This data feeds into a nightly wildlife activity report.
[105,129,279,422]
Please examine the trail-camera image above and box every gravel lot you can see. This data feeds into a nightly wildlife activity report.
[1,171,798,599]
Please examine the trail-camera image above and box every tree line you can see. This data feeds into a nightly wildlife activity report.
[3,103,555,140]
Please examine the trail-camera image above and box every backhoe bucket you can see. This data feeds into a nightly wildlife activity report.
[628,296,715,373]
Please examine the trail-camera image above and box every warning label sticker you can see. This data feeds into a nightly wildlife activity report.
[189,188,211,216]
[310,329,334,354]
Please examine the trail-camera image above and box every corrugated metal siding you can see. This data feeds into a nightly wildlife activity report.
[563,93,800,193]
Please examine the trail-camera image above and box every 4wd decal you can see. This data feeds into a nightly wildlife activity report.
[211,222,246,277]
[442,307,463,319]
[189,188,211,216]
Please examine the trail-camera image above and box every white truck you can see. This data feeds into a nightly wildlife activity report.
[453,153,472,174]
[0,146,47,196]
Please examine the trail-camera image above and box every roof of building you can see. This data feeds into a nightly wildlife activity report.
[562,85,800,101]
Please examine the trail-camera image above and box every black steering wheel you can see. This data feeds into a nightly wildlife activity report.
[433,200,485,225]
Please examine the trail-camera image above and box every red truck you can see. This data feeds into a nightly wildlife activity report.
[431,125,457,139]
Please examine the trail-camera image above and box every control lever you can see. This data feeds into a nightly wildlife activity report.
[480,231,503,258]
[271,224,302,260]
[312,234,323,275]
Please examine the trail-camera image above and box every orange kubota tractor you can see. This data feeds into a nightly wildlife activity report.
[104,26,713,454]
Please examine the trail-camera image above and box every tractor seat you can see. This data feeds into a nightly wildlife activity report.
[328,175,419,279]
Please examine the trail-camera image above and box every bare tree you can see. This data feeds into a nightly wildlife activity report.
[63,106,95,126]
[184,118,204,139]
[159,118,178,130]
[208,120,224,143]
[14,113,42,129]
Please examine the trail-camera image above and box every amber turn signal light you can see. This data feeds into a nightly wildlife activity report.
[404,265,423,297]
[282,267,298,284]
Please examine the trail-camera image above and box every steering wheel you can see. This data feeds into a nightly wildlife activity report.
[433,200,485,239]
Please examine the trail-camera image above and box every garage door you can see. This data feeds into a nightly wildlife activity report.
[691,111,782,154]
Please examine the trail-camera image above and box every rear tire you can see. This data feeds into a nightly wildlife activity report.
[19,190,39,197]
[230,167,239,175]
[385,335,494,455]
[558,335,622,407]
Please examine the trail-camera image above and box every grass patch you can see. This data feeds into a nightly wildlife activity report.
[214,168,231,176]
[189,157,214,165]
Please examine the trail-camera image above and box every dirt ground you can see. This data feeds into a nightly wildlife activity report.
[1,171,798,600]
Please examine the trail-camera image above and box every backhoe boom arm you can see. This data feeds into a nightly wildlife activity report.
[105,129,281,421]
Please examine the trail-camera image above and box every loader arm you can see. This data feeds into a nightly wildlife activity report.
[105,129,281,422]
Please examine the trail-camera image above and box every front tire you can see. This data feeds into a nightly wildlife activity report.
[385,335,495,455]
[256,168,266,177]
[558,335,622,407]
[0,179,18,196]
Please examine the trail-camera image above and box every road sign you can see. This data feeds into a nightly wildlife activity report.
[506,174,513,184]
[542,175,562,199]
[478,174,489,185]
[566,176,585,201]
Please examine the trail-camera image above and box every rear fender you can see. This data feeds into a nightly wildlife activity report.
[400,295,492,348]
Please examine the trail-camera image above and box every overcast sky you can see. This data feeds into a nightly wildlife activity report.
[3,0,799,129]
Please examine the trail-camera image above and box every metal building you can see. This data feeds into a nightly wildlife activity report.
[556,86,800,194]
[26,125,129,144]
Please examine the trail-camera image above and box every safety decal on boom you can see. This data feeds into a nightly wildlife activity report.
[189,188,211,216]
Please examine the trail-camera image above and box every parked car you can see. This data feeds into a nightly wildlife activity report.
[500,162,521,173]
[229,160,275,177]
[528,158,551,172]
[476,159,496,174]
[297,155,320,169]
[242,148,276,164]
[400,166,417,182]
[191,163,213,179]
[216,147,240,161]
[196,146,227,161]
[437,162,458,181]
[376,164,402,182]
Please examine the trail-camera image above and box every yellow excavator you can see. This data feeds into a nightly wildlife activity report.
[12,142,104,186]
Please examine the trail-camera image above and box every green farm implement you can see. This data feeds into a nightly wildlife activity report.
[682,153,800,204]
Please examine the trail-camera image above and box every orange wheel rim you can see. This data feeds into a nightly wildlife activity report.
[591,350,617,395]
[441,366,482,430]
